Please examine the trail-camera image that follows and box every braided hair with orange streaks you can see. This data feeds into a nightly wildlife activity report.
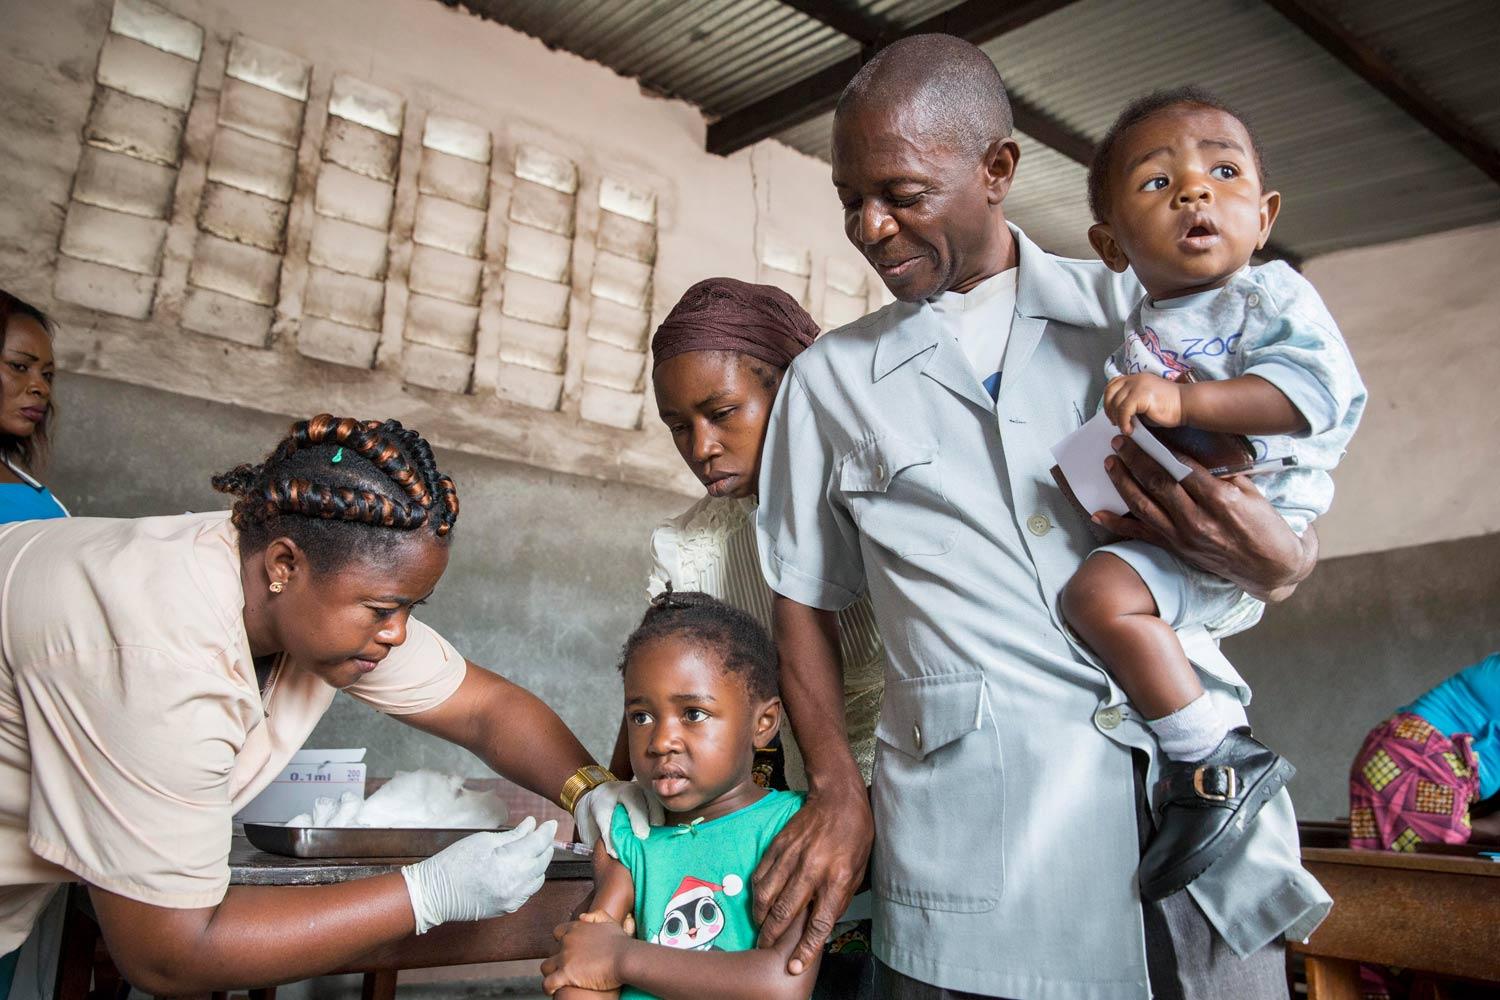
[212,415,459,570]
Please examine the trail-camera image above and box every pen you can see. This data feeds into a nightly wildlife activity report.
[1206,456,1298,478]
[553,840,594,857]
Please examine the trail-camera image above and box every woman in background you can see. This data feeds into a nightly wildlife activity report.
[1348,652,1500,998]
[0,293,66,523]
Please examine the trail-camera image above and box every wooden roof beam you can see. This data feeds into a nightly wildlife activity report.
[774,0,891,47]
[1264,0,1500,186]
[707,0,1082,155]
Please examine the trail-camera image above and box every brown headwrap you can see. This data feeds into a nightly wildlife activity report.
[651,277,819,372]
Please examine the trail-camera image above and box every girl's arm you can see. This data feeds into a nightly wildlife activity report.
[544,905,823,1000]
[554,845,637,1000]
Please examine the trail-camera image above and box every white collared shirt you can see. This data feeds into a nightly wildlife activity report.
[928,266,1018,401]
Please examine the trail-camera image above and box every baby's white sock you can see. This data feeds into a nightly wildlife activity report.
[1147,693,1228,762]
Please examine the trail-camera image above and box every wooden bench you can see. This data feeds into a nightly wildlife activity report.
[1294,847,1500,999]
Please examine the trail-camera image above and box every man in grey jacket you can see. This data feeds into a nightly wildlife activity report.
[751,34,1328,1000]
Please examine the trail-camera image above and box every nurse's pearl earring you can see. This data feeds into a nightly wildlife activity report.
[269,581,285,594]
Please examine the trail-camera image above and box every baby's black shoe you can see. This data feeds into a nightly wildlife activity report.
[1139,727,1294,901]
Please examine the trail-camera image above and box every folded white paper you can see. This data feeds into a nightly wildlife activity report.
[235,748,367,823]
[1049,412,1194,517]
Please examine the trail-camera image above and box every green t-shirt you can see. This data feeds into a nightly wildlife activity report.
[610,790,804,1000]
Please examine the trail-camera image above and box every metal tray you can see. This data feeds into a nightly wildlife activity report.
[244,823,494,859]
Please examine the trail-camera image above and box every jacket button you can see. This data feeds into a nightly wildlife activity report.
[875,463,886,481]
[1027,514,1051,536]
[1246,292,1261,308]
[1096,706,1122,730]
[912,723,922,750]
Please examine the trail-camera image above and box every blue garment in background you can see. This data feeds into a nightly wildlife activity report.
[1403,653,1500,800]
[0,484,67,525]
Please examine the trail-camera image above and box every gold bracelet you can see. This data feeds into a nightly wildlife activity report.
[560,764,615,814]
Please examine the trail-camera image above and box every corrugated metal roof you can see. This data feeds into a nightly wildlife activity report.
[1320,0,1500,148]
[461,0,967,115]
[978,0,1500,257]
[458,0,1500,261]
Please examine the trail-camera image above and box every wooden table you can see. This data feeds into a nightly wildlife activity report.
[54,836,595,1000]
[1293,847,1500,999]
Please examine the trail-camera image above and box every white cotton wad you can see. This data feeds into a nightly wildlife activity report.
[285,770,509,828]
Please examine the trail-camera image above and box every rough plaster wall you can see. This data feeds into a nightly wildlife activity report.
[0,0,872,499]
[45,372,680,772]
[1223,530,1500,821]
[1305,220,1500,559]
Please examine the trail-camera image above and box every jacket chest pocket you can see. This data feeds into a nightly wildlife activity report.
[838,437,957,558]
[872,672,1003,912]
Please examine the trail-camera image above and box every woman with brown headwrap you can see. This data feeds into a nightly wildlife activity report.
[608,277,885,958]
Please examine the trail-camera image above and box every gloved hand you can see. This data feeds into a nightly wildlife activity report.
[573,781,662,859]
[400,816,557,934]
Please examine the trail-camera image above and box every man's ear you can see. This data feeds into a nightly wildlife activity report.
[752,697,783,749]
[982,137,1022,206]
[1256,190,1282,250]
[1089,223,1131,274]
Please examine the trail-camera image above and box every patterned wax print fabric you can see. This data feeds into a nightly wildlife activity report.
[611,791,803,1000]
[1401,653,1500,799]
[1348,712,1480,852]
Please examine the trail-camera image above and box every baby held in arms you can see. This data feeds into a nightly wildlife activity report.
[1059,87,1365,901]
[541,591,817,1000]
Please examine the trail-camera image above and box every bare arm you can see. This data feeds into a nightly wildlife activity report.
[555,845,637,1000]
[402,660,598,808]
[1094,438,1318,602]
[543,907,821,1000]
[1103,373,1307,436]
[752,596,872,975]
[90,878,416,995]
[88,660,596,994]
[1179,374,1308,436]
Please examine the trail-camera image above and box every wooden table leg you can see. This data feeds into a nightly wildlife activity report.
[360,970,397,1000]
[1304,955,1362,1000]
[54,887,99,1000]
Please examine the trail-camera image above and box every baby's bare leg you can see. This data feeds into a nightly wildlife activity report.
[1061,552,1203,719]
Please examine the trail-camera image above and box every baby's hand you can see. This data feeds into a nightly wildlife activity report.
[541,917,632,994]
[1103,374,1185,434]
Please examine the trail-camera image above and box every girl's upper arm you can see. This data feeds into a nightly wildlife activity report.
[590,842,638,923]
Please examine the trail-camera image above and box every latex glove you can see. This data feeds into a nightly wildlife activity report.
[400,816,557,934]
[573,781,662,859]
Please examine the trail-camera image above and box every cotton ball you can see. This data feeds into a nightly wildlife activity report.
[353,769,508,829]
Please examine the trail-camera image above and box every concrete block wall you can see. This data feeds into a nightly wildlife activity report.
[757,235,812,310]
[404,114,491,394]
[4,0,889,500]
[297,75,404,369]
[54,0,203,320]
[183,35,308,348]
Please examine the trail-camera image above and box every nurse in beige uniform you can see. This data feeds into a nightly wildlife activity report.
[0,414,652,995]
